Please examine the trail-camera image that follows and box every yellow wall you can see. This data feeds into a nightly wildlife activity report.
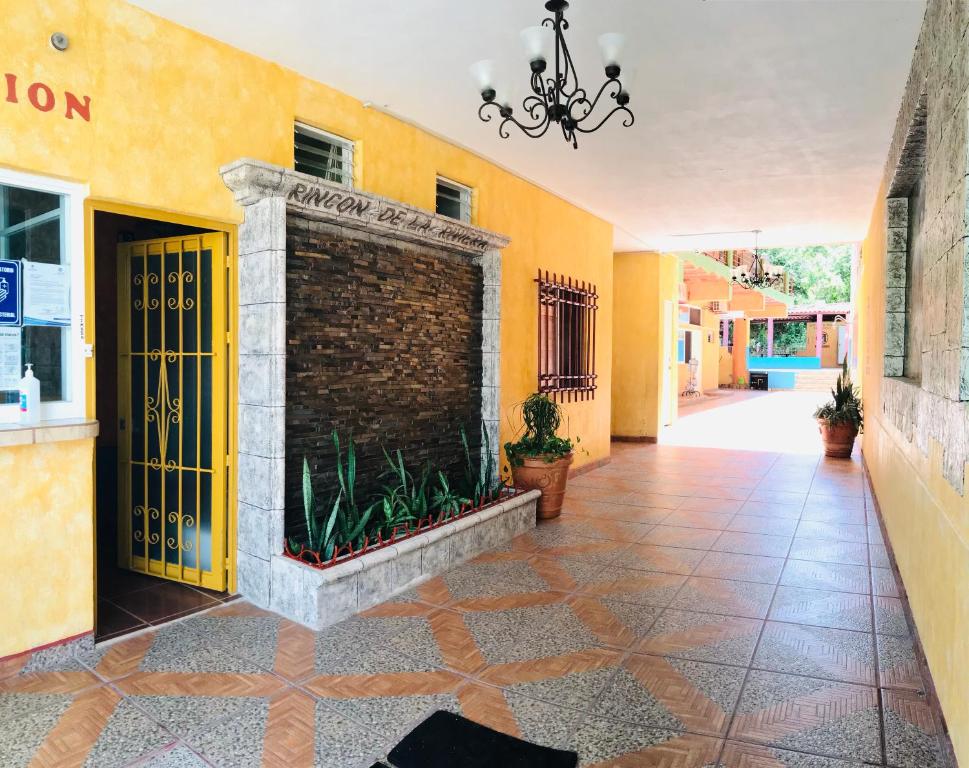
[700,310,721,392]
[793,321,841,367]
[612,252,678,438]
[0,440,94,657]
[0,0,613,655]
[858,187,969,763]
[719,347,734,387]
[732,319,750,387]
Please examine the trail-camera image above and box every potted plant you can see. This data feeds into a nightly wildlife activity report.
[504,393,576,520]
[814,362,863,458]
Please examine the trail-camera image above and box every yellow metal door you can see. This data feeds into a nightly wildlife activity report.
[117,233,228,590]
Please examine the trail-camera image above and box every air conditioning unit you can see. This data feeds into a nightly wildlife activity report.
[709,301,726,312]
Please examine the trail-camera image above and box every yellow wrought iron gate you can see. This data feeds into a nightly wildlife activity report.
[117,233,228,590]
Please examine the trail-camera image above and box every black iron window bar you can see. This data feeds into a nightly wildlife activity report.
[537,269,598,402]
[471,0,634,149]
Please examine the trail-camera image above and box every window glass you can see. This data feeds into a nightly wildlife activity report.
[0,183,68,407]
[294,123,353,188]
[436,178,471,223]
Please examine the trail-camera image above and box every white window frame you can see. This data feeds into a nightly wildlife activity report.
[435,176,472,224]
[0,167,87,424]
[294,122,354,189]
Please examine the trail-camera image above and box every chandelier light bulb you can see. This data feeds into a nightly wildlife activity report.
[598,32,626,74]
[520,25,555,66]
[469,59,497,100]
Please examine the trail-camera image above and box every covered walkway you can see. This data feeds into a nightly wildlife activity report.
[0,395,951,767]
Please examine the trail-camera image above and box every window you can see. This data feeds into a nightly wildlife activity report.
[537,270,598,401]
[677,330,697,363]
[436,177,472,223]
[294,122,354,188]
[678,306,701,326]
[904,172,925,380]
[0,169,86,423]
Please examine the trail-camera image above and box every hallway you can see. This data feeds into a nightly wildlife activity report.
[0,395,952,767]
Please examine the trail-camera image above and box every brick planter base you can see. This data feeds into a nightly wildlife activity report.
[267,490,540,629]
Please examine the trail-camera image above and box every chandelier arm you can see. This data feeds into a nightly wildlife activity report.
[501,112,554,139]
[554,19,580,99]
[573,104,635,134]
[568,78,621,124]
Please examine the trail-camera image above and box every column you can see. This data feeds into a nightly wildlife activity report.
[721,318,728,347]
[767,317,774,357]
[234,195,288,609]
[815,312,823,360]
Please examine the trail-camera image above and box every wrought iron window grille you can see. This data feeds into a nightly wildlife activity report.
[536,269,598,402]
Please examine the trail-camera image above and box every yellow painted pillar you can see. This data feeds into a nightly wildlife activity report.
[732,318,750,388]
[611,251,680,440]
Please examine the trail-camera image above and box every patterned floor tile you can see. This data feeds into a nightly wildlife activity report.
[677,496,745,515]
[573,518,656,543]
[799,506,867,525]
[874,596,910,637]
[739,500,804,519]
[0,692,74,767]
[789,538,869,566]
[752,622,876,685]
[571,716,722,766]
[314,614,444,674]
[869,544,892,568]
[465,603,601,664]
[712,532,792,558]
[494,688,587,749]
[441,559,551,600]
[598,598,665,637]
[504,664,620,711]
[693,551,785,584]
[670,577,775,619]
[883,689,947,768]
[582,566,687,608]
[135,744,211,767]
[643,525,723,550]
[662,510,737,531]
[780,560,871,595]
[326,690,461,742]
[730,670,881,763]
[140,625,269,675]
[769,587,873,632]
[563,498,672,525]
[186,698,269,768]
[802,494,866,513]
[637,609,762,666]
[727,515,799,537]
[132,694,261,741]
[613,543,707,575]
[595,653,744,735]
[82,697,175,768]
[746,489,807,506]
[178,614,281,671]
[877,632,925,691]
[796,522,868,543]
[718,740,870,767]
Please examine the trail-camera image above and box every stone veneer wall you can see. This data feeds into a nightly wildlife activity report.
[220,159,508,609]
[285,216,483,533]
[876,0,969,492]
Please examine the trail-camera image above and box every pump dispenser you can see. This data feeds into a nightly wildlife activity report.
[19,363,40,425]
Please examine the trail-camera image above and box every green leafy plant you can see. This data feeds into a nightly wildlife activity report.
[459,424,505,501]
[371,448,431,537]
[431,471,470,519]
[814,361,863,429]
[503,393,577,467]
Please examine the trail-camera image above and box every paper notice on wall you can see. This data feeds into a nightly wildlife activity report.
[23,261,70,327]
[0,327,21,391]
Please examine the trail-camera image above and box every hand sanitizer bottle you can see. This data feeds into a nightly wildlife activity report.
[19,363,40,425]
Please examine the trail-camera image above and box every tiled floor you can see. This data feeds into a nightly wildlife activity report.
[1,395,954,767]
[97,565,237,642]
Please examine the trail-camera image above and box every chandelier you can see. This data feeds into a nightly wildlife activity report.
[470,0,635,149]
[731,230,785,289]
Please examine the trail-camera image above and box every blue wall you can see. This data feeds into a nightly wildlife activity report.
[747,353,821,370]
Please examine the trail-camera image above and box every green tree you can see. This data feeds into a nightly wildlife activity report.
[762,245,853,304]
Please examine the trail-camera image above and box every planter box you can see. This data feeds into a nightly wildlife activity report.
[268,489,540,629]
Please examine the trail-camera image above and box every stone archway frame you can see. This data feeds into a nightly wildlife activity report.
[220,158,511,609]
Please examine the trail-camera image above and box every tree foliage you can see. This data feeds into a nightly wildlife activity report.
[762,245,853,304]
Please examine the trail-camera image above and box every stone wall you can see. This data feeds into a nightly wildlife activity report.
[285,217,483,533]
[878,0,969,492]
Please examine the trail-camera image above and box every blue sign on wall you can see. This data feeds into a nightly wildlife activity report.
[0,260,22,326]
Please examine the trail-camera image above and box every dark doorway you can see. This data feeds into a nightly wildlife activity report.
[93,211,235,642]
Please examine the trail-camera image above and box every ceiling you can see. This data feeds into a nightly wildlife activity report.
[129,0,925,251]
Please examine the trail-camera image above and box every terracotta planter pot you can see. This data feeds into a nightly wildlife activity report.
[818,420,859,458]
[510,452,574,520]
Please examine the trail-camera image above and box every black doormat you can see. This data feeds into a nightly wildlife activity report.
[370,710,579,768]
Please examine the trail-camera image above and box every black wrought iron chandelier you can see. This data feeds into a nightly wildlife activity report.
[730,230,785,289]
[470,0,634,149]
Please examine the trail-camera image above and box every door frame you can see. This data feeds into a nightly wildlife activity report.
[85,201,239,609]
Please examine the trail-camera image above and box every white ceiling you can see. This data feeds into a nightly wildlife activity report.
[129,0,925,251]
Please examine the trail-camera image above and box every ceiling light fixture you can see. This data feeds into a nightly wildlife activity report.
[731,230,785,289]
[470,0,635,149]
